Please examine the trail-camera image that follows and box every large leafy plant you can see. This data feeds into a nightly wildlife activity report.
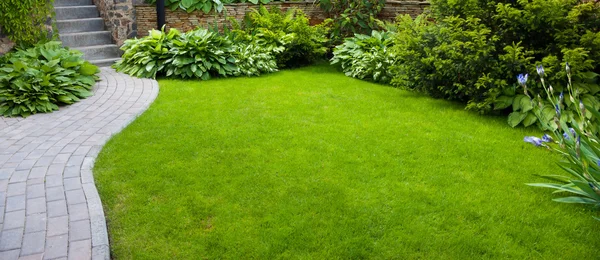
[113,28,179,79]
[317,0,386,43]
[331,30,395,83]
[0,41,99,117]
[242,6,331,68]
[523,64,600,218]
[113,27,279,79]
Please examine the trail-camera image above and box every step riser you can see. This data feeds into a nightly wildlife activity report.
[91,59,121,67]
[76,46,121,60]
[55,7,99,20]
[57,19,104,33]
[60,33,113,48]
[53,0,93,6]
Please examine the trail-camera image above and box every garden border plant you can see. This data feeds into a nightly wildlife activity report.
[0,41,100,117]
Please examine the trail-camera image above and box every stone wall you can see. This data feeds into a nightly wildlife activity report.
[93,0,137,46]
[135,0,429,37]
[0,27,14,55]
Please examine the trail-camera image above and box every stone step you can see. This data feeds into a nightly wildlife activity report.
[60,31,113,48]
[57,18,104,34]
[74,44,121,60]
[55,6,99,20]
[53,0,93,6]
[89,58,121,67]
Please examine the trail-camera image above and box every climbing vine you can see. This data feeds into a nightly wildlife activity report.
[0,0,54,46]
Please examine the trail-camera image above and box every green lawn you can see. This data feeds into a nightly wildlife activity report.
[95,65,600,259]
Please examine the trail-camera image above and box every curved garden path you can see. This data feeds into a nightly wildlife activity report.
[0,68,159,260]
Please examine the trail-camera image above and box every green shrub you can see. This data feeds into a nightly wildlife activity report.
[331,30,395,83]
[164,29,237,79]
[113,29,179,79]
[380,0,600,129]
[317,0,386,43]
[0,0,54,46]
[242,6,331,68]
[390,15,500,109]
[113,27,279,79]
[0,41,99,117]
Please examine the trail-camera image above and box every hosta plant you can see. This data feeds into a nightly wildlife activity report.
[232,42,278,77]
[164,28,238,79]
[0,41,99,117]
[330,30,395,84]
[523,64,600,217]
[113,28,180,79]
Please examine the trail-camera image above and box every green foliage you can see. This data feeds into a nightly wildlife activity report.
[330,30,395,83]
[113,27,279,79]
[390,15,500,110]
[242,6,331,68]
[524,65,600,217]
[379,0,600,123]
[164,29,237,79]
[144,0,276,13]
[0,41,99,117]
[317,0,386,43]
[0,0,54,46]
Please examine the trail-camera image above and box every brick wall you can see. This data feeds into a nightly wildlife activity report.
[135,0,429,37]
[93,0,137,46]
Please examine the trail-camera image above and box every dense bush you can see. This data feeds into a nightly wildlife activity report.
[0,41,99,117]
[317,0,386,43]
[377,0,600,131]
[113,27,279,79]
[241,6,331,68]
[331,30,395,84]
[0,0,54,46]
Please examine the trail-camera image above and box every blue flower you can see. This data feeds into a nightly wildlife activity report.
[542,134,553,143]
[563,128,577,140]
[524,136,543,146]
[563,132,570,140]
[517,74,528,86]
[597,159,600,167]
[559,92,564,102]
[536,65,545,77]
[555,105,561,117]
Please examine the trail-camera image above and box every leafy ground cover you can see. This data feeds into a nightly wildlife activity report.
[95,65,600,259]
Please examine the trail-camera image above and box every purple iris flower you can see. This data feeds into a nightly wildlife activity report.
[559,92,564,102]
[536,65,545,77]
[555,105,561,117]
[524,136,543,146]
[517,74,528,86]
[542,134,553,143]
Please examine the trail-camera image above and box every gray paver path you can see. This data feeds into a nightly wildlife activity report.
[0,68,159,260]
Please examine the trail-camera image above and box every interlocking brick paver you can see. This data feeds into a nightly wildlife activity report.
[6,195,26,212]
[26,184,45,199]
[0,228,24,251]
[68,203,89,222]
[46,186,65,202]
[45,235,68,259]
[21,231,45,256]
[47,216,68,237]
[47,200,68,218]
[25,213,47,233]
[7,182,26,196]
[0,68,158,259]
[26,197,46,215]
[3,210,25,230]
[68,239,91,260]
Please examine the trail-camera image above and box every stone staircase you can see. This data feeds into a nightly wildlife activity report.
[54,0,121,67]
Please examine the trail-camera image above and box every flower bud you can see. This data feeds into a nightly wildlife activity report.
[536,65,545,77]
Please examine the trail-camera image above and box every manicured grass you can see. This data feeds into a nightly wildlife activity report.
[95,65,600,259]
